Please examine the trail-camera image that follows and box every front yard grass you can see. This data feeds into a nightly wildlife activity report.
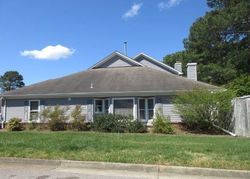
[0,131,249,170]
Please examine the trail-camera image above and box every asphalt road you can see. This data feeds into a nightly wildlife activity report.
[0,163,242,179]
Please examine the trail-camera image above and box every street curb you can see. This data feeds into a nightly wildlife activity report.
[159,166,250,178]
[1,157,250,178]
[0,157,60,166]
[61,160,158,173]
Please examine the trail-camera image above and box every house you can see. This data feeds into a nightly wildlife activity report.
[0,51,218,126]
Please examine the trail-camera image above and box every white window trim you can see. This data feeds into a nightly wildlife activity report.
[94,98,110,114]
[28,100,40,122]
[111,98,136,120]
[138,97,155,122]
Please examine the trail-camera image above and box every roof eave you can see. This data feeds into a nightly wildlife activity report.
[2,89,222,99]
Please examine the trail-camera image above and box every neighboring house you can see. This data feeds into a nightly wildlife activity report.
[0,51,218,126]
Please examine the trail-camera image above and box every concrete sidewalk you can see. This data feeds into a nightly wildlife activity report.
[0,157,250,179]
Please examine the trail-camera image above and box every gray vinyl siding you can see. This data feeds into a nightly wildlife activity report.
[4,96,182,123]
[135,56,172,74]
[155,96,182,123]
[42,98,91,122]
[97,55,136,68]
[5,99,26,122]
[5,98,92,122]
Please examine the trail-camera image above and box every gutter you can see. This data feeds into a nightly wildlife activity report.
[2,90,181,99]
[2,89,221,99]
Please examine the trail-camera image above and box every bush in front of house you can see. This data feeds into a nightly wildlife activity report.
[41,106,68,131]
[128,120,147,133]
[70,105,87,131]
[26,121,37,130]
[6,118,23,131]
[174,88,235,132]
[92,114,133,133]
[152,110,174,134]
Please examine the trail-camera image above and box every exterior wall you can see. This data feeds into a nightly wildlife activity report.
[5,98,92,122]
[4,95,182,123]
[5,99,26,122]
[155,96,182,123]
[98,55,135,68]
[135,56,172,74]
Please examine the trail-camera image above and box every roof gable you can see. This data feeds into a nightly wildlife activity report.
[133,53,183,75]
[90,51,143,69]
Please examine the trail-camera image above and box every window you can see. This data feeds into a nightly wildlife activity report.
[29,100,40,121]
[138,98,155,121]
[113,99,134,117]
[94,99,109,114]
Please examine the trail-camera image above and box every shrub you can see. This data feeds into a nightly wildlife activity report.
[70,105,86,131]
[92,114,132,133]
[6,118,23,131]
[174,89,235,131]
[41,106,68,131]
[26,116,39,130]
[152,110,174,134]
[26,121,37,130]
[128,120,147,133]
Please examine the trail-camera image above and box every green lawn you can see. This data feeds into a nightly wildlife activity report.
[0,131,249,170]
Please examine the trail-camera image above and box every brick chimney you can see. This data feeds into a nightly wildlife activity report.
[187,63,197,81]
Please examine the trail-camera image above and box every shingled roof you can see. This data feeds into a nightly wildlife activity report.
[2,66,219,98]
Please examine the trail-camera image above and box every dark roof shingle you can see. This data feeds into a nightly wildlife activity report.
[3,66,219,98]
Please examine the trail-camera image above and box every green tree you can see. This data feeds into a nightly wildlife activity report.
[164,0,250,85]
[226,75,250,96]
[0,71,25,92]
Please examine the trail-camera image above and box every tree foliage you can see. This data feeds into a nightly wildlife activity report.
[0,71,25,92]
[226,75,250,96]
[174,89,235,131]
[164,0,249,85]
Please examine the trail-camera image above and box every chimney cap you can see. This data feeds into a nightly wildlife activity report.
[187,63,197,66]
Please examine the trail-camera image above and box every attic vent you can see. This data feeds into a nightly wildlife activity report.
[90,82,94,89]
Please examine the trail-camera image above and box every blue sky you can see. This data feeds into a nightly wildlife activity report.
[0,0,210,85]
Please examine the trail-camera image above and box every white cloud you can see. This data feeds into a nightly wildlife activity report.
[20,45,75,60]
[158,0,182,10]
[122,3,143,20]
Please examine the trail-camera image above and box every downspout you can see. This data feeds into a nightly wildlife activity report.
[0,96,4,129]
[212,123,237,137]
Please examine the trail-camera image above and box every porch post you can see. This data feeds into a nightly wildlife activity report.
[133,97,138,120]
[109,97,113,114]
